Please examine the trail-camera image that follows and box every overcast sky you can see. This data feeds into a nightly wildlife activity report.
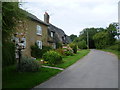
[20,0,119,36]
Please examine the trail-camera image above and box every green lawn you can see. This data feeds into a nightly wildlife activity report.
[101,49,120,60]
[3,65,61,88]
[43,49,90,68]
[3,49,90,88]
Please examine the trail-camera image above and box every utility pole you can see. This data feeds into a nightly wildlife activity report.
[87,30,89,49]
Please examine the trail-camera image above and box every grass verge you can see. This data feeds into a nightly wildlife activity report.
[101,49,120,60]
[3,65,61,88]
[43,49,90,68]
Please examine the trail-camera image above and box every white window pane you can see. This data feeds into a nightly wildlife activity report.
[36,40,42,49]
[36,25,42,35]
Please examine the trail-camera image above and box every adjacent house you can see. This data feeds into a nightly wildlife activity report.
[44,12,71,49]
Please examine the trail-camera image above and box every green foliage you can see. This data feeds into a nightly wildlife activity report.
[55,48,64,55]
[69,34,77,41]
[77,40,87,49]
[69,43,77,54]
[106,40,120,51]
[31,44,52,59]
[106,45,119,51]
[2,42,15,67]
[93,31,110,49]
[2,2,26,42]
[43,51,62,65]
[78,28,98,48]
[2,2,26,67]
[19,57,41,72]
[106,23,117,38]
[63,45,74,56]
[56,42,62,49]
[64,50,74,56]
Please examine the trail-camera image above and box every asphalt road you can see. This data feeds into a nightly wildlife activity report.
[34,49,118,88]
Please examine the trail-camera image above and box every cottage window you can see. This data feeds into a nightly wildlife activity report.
[36,40,42,49]
[21,37,26,48]
[36,25,42,35]
[51,31,54,37]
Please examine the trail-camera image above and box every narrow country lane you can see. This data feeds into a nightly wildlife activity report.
[34,49,118,88]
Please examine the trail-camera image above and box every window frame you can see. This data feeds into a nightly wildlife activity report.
[51,31,54,37]
[36,25,42,35]
[36,40,42,49]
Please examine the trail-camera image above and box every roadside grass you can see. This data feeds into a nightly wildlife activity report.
[43,49,90,68]
[3,65,61,88]
[101,49,120,60]
[3,49,90,88]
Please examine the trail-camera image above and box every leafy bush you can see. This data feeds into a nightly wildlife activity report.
[106,45,118,51]
[77,40,87,49]
[56,42,62,49]
[19,57,41,72]
[69,43,77,54]
[63,45,74,56]
[2,42,15,67]
[31,44,52,59]
[55,48,64,55]
[42,51,62,65]
[106,41,120,51]
[64,50,74,56]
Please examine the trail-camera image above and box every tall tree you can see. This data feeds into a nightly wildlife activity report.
[78,27,101,48]
[69,34,77,41]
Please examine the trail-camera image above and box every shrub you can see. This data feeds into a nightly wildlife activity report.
[55,48,64,55]
[63,45,74,56]
[69,43,77,54]
[2,42,15,67]
[106,45,118,50]
[19,57,41,72]
[106,41,120,51]
[64,50,74,56]
[56,42,62,49]
[77,40,87,49]
[31,44,52,59]
[42,51,62,65]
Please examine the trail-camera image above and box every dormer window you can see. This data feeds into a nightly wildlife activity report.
[36,25,42,35]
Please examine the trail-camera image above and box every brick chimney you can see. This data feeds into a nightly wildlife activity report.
[44,12,49,23]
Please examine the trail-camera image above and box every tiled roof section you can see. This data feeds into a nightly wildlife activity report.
[26,11,49,26]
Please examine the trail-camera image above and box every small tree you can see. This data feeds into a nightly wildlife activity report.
[77,40,87,49]
[69,43,77,54]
